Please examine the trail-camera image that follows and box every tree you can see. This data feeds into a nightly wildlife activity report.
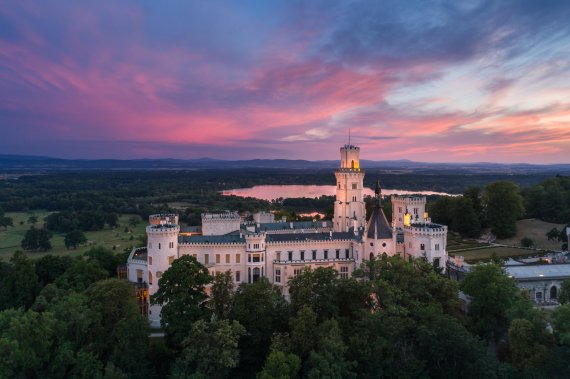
[305,319,355,379]
[0,216,13,229]
[450,196,481,238]
[508,318,548,371]
[64,230,87,249]
[230,278,289,376]
[290,306,318,359]
[35,255,72,286]
[520,237,534,248]
[460,264,520,341]
[84,246,119,276]
[483,181,524,239]
[21,227,52,251]
[103,213,119,228]
[0,252,40,310]
[54,258,109,291]
[551,304,570,347]
[210,271,234,320]
[128,215,141,228]
[27,215,38,225]
[546,227,561,241]
[559,280,570,304]
[171,319,246,379]
[288,267,339,320]
[150,255,212,348]
[257,350,301,379]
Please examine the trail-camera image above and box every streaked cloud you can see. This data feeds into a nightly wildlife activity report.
[1,0,570,163]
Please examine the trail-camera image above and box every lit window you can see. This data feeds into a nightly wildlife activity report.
[236,254,241,263]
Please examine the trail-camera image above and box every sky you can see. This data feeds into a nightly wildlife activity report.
[1,0,570,163]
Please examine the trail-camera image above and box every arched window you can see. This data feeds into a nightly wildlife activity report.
[253,267,261,282]
[550,286,558,300]
[351,160,355,168]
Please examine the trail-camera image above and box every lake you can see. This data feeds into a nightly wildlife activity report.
[222,185,456,201]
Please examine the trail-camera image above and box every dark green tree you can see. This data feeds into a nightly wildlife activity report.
[288,267,339,320]
[483,181,524,238]
[520,237,534,248]
[508,318,548,371]
[171,319,246,379]
[451,196,481,238]
[551,304,570,347]
[64,230,87,249]
[55,257,109,291]
[150,255,212,349]
[35,255,72,286]
[559,280,570,304]
[0,252,40,310]
[21,227,52,251]
[210,270,234,319]
[257,350,301,379]
[460,264,519,341]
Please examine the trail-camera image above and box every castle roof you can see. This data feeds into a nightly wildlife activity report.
[251,220,332,232]
[179,231,245,244]
[266,232,356,243]
[366,206,393,240]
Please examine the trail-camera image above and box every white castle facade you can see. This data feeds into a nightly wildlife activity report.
[127,144,448,326]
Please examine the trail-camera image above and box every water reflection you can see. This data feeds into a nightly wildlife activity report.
[222,185,456,201]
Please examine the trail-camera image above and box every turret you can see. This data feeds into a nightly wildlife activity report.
[334,144,366,232]
[146,214,180,327]
[340,144,361,170]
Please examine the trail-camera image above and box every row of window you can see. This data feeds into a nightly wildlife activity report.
[277,249,350,261]
[248,243,263,250]
[407,242,441,251]
[397,207,420,215]
[148,255,175,266]
[148,242,175,249]
[337,182,360,190]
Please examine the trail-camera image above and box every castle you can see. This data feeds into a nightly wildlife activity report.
[127,144,448,326]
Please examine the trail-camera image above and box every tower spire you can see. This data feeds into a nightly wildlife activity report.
[375,178,382,207]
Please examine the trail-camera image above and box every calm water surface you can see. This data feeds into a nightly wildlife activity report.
[222,185,456,201]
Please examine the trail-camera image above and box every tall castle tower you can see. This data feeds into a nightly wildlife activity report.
[334,144,366,232]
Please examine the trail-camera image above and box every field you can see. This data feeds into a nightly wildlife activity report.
[496,218,566,250]
[451,246,546,263]
[0,211,148,261]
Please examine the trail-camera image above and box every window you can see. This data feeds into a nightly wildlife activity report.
[352,196,356,202]
[409,242,412,248]
[148,271,153,285]
[192,253,197,259]
[216,254,221,264]
[204,254,209,265]
[352,183,357,189]
[420,244,425,250]
[136,269,143,283]
[414,208,418,215]
[158,243,161,250]
[275,269,281,283]
[312,250,316,260]
[370,242,374,246]
[156,271,162,278]
[226,254,230,264]
[288,251,293,261]
[398,207,402,213]
[345,249,350,258]
[149,256,153,265]
[276,252,281,261]
[169,242,174,248]
[340,266,349,279]
[338,183,341,189]
[336,249,340,259]
[536,292,542,301]
[300,251,305,260]
[149,242,152,248]
[252,254,260,263]
[248,254,251,262]
[168,256,175,265]
[324,250,328,259]
[550,286,558,300]
[435,244,440,251]
[236,254,241,263]
[236,271,241,282]
[294,268,302,276]
[433,258,440,268]
[370,252,374,260]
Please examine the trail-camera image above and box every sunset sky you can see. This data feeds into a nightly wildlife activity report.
[1,0,570,163]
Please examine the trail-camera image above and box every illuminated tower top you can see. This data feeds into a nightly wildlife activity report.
[340,144,360,170]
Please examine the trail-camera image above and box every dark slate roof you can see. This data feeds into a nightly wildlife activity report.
[366,207,393,239]
[410,222,445,230]
[266,232,356,243]
[180,226,201,233]
[180,231,245,244]
[249,220,332,232]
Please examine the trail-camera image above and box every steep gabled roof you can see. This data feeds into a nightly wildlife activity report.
[366,206,393,240]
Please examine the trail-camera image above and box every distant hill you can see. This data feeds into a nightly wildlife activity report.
[1,154,570,174]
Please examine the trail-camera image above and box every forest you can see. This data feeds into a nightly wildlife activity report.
[1,248,570,377]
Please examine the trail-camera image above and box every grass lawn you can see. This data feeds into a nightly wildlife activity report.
[447,233,489,252]
[496,218,566,250]
[0,211,147,261]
